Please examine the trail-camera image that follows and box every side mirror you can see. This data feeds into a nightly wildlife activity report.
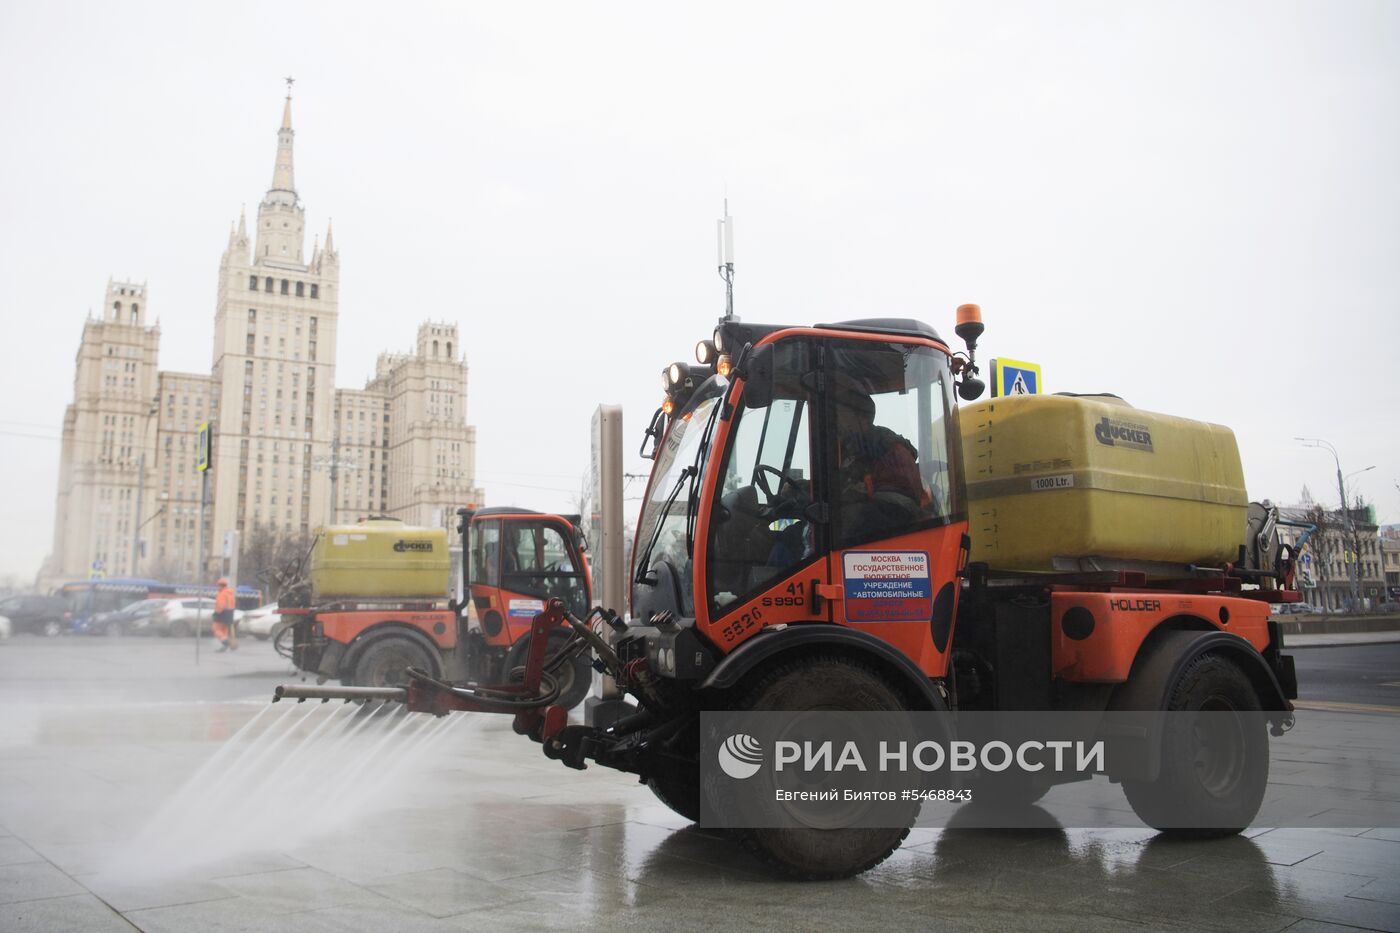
[958,376,985,401]
[737,343,774,410]
[640,406,666,459]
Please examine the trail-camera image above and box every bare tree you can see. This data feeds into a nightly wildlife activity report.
[239,524,315,603]
[1302,504,1332,605]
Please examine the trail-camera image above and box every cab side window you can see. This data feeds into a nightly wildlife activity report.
[472,519,501,587]
[503,522,588,617]
[708,340,816,612]
[828,340,955,548]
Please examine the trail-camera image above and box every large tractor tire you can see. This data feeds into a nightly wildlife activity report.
[1122,653,1268,837]
[349,635,436,688]
[506,633,593,711]
[729,654,919,880]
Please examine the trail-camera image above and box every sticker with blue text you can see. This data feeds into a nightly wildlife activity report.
[842,551,932,623]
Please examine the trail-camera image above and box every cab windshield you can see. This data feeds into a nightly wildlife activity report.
[631,377,727,608]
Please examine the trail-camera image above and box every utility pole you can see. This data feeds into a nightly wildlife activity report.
[314,434,357,526]
[130,395,159,575]
[195,420,213,664]
[1297,437,1364,611]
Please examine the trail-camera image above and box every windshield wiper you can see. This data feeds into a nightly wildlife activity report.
[634,465,696,585]
[684,401,723,558]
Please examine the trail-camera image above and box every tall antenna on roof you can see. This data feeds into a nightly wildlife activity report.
[717,199,735,321]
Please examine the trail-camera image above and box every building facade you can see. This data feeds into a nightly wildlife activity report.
[1277,502,1385,612]
[42,92,483,589]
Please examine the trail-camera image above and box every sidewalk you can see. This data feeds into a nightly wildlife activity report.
[1286,629,1400,648]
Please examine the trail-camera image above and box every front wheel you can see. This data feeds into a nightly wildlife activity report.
[349,635,436,688]
[272,623,295,659]
[728,654,922,880]
[1122,653,1268,837]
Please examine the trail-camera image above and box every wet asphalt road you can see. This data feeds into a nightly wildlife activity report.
[1292,643,1400,708]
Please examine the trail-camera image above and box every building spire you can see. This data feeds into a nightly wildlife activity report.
[267,77,297,204]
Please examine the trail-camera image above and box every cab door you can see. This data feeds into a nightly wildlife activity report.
[498,518,592,641]
[697,338,833,650]
[821,337,967,679]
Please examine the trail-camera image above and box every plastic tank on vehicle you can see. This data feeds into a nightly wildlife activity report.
[309,518,450,599]
[957,394,1248,573]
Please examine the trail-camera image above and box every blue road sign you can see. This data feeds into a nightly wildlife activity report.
[992,358,1042,397]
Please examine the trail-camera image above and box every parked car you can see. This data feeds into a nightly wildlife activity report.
[1269,602,1321,616]
[148,598,243,637]
[240,602,287,640]
[0,615,11,639]
[75,598,169,636]
[0,595,70,636]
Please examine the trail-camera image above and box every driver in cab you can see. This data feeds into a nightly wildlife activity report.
[834,387,928,540]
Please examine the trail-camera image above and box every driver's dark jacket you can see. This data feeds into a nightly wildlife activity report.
[839,426,925,505]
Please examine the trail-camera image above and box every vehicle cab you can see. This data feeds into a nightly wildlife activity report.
[628,317,971,684]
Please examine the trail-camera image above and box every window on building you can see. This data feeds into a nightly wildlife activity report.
[310,284,319,299]
[295,282,304,297]
[249,275,258,291]
[248,309,256,322]
[280,279,289,295]
[265,277,274,293]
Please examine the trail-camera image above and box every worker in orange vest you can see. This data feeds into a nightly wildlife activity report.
[213,578,238,652]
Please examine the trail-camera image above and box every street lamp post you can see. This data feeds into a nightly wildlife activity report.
[1296,437,1367,611]
[1345,465,1377,606]
[130,396,160,576]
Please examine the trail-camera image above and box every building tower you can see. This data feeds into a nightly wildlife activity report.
[209,85,339,554]
[43,85,485,590]
[44,281,161,581]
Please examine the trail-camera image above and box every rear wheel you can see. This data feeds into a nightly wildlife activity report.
[1122,653,1268,837]
[729,654,920,880]
[349,635,436,688]
[42,619,62,637]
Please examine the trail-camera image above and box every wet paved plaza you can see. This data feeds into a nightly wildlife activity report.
[1,636,1398,932]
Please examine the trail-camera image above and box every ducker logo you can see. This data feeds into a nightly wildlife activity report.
[393,539,434,553]
[1093,416,1154,452]
[718,733,764,779]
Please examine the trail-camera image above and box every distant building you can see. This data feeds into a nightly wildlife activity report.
[1277,501,1385,611]
[41,90,483,589]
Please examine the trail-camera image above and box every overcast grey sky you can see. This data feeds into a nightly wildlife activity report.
[1,1,1396,582]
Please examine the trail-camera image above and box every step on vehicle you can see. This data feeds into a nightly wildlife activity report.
[278,306,1298,879]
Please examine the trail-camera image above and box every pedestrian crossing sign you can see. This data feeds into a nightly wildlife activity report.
[992,358,1043,398]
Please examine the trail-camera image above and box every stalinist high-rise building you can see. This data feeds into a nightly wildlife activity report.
[42,89,484,588]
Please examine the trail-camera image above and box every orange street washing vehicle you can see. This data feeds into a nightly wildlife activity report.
[282,512,593,709]
[278,306,1299,880]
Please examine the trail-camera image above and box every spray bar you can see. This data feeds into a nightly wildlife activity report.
[274,684,408,703]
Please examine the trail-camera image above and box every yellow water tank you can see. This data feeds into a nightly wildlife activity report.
[309,518,450,600]
[957,394,1247,573]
